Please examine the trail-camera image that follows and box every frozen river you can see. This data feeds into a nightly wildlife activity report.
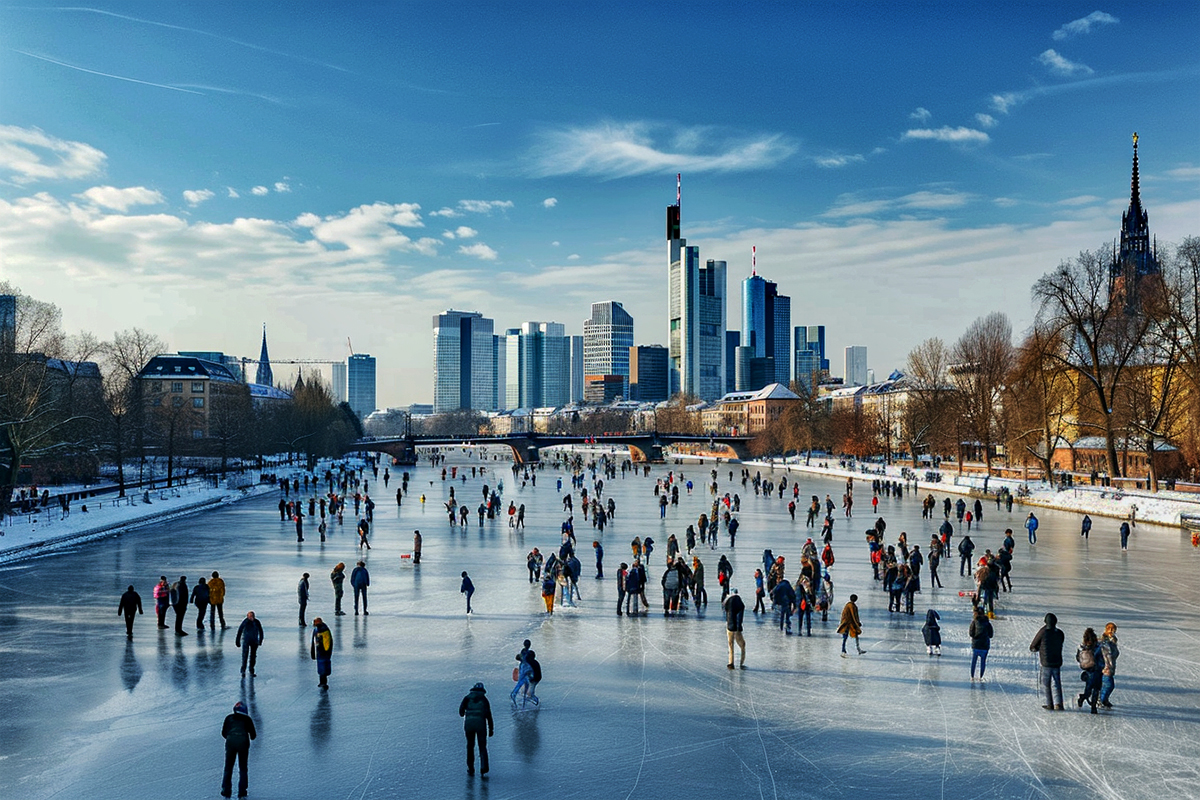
[2,453,1198,800]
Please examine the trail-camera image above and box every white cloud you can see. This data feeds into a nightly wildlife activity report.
[458,242,498,260]
[227,187,240,198]
[909,107,932,122]
[1057,195,1102,206]
[567,254,580,260]
[993,197,1020,208]
[295,202,432,257]
[183,189,215,207]
[76,185,164,211]
[990,93,1021,114]
[441,226,478,240]
[1165,166,1200,180]
[813,153,866,169]
[1053,11,1118,41]
[457,200,514,214]
[551,241,560,247]
[543,197,558,208]
[530,121,796,178]
[0,124,107,183]
[251,185,269,196]
[823,190,974,219]
[1037,49,1093,77]
[974,113,997,129]
[274,181,291,193]
[901,126,990,145]
[429,207,461,217]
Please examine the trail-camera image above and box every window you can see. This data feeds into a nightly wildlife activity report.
[191,382,205,393]
[151,398,162,407]
[192,429,204,439]
[192,397,205,408]
[152,381,163,393]
[172,396,183,407]
[171,382,183,393]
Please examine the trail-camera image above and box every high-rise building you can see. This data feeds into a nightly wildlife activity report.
[583,301,634,397]
[569,336,584,404]
[347,353,377,420]
[844,346,868,387]
[667,183,726,402]
[724,331,740,394]
[794,325,829,374]
[629,344,669,402]
[255,325,273,387]
[502,322,570,409]
[0,294,16,354]
[493,334,507,411]
[432,310,496,414]
[793,349,819,393]
[331,362,347,403]
[741,269,791,390]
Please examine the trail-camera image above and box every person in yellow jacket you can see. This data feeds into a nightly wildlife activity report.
[838,594,864,656]
[208,571,227,629]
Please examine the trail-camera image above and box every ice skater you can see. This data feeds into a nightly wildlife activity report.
[219,701,256,799]
[310,617,333,689]
[969,606,993,681]
[330,563,347,616]
[298,573,310,626]
[351,561,370,615]
[1030,612,1066,710]
[461,571,475,614]
[235,611,264,677]
[459,682,494,776]
[723,588,746,669]
[922,608,941,655]
[117,584,143,638]
[838,594,864,656]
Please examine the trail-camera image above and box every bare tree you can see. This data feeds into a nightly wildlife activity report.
[655,394,704,435]
[97,328,168,495]
[1033,249,1152,478]
[900,338,955,467]
[952,312,1013,476]
[1004,325,1074,480]
[1163,237,1200,473]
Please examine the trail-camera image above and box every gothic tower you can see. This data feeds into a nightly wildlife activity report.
[1109,132,1163,314]
[255,324,274,386]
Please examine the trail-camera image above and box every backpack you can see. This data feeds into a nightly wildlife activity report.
[1078,647,1096,670]
[530,657,542,683]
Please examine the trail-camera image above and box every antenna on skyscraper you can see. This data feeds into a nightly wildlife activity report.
[752,245,756,276]
[676,173,681,208]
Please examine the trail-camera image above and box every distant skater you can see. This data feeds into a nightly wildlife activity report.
[219,701,256,799]
[461,571,475,614]
[117,584,143,638]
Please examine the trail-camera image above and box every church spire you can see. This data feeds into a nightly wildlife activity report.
[1111,132,1162,313]
[1129,131,1142,215]
[255,324,274,386]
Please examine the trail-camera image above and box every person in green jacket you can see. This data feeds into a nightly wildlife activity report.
[458,682,494,776]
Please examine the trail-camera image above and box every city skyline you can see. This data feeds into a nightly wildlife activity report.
[0,4,1197,407]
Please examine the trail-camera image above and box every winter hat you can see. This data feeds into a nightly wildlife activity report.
[731,588,738,594]
[472,682,486,692]
[234,701,247,713]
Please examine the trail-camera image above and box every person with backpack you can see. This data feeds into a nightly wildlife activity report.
[1075,627,1104,714]
[969,606,994,681]
[458,682,494,776]
[958,535,975,577]
[1030,612,1066,710]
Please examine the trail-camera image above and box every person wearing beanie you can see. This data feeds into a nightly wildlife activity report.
[723,587,746,669]
[220,700,257,798]
[117,585,143,638]
[330,563,346,616]
[459,682,494,775]
[1030,612,1066,710]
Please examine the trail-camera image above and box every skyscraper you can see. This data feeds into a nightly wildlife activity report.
[629,344,669,402]
[667,179,726,402]
[569,336,584,404]
[741,264,791,390]
[331,362,347,402]
[502,322,571,409]
[724,331,740,394]
[844,346,868,387]
[432,310,496,414]
[583,301,634,396]
[0,294,15,354]
[255,325,273,387]
[795,325,829,375]
[793,348,819,393]
[347,353,377,420]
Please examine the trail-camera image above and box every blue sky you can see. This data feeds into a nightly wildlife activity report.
[1,2,1197,406]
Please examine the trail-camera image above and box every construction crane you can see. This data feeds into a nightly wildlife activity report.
[346,337,354,357]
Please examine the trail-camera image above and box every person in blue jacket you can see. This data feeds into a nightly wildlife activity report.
[1081,514,1092,539]
[1119,520,1131,550]
[1025,512,1039,545]
[350,561,370,615]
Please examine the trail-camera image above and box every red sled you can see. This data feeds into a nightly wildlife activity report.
[958,591,977,599]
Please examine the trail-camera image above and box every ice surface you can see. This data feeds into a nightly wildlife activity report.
[1,454,1198,800]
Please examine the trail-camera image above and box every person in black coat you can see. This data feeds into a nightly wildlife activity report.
[459,682,494,776]
[921,609,941,655]
[235,612,264,677]
[723,588,746,668]
[169,576,189,636]
[297,573,310,627]
[1030,612,1067,710]
[117,585,143,638]
[969,606,994,681]
[220,700,257,798]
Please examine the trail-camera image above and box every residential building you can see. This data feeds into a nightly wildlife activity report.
[137,354,249,440]
[844,346,868,387]
[178,351,244,382]
[432,310,496,414]
[701,382,800,435]
[583,301,634,396]
[629,344,669,402]
[667,192,726,402]
[347,353,377,420]
[331,362,347,403]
